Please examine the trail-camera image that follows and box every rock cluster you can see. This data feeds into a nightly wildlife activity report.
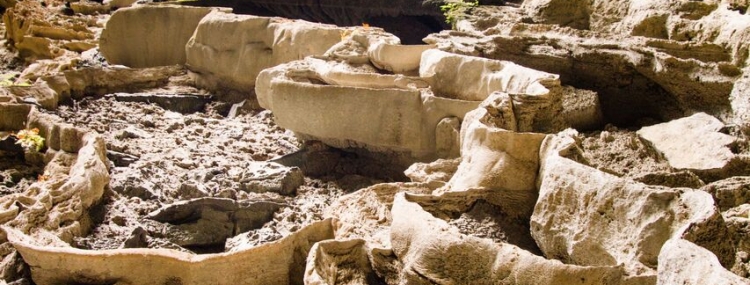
[0,1,750,285]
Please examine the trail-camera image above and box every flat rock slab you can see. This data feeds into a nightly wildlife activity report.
[637,112,736,172]
[107,93,212,114]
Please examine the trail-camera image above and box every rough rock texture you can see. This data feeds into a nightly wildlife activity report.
[638,112,739,179]
[100,5,216,68]
[390,193,635,285]
[256,47,480,159]
[442,94,547,194]
[657,239,750,285]
[6,220,334,285]
[258,36,598,159]
[3,1,750,284]
[425,4,748,126]
[532,130,734,279]
[186,10,345,99]
[703,176,750,211]
[2,0,99,61]
[304,239,382,285]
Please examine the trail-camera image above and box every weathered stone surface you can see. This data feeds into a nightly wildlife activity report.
[657,239,750,285]
[256,56,479,159]
[0,104,31,131]
[532,130,733,278]
[369,44,433,74]
[186,11,344,97]
[425,4,747,125]
[442,94,547,194]
[2,0,96,61]
[420,49,559,102]
[145,197,285,247]
[100,6,215,67]
[324,183,432,249]
[703,176,750,211]
[106,93,212,114]
[390,193,636,285]
[304,239,381,285]
[6,220,334,285]
[731,67,750,134]
[724,204,750,252]
[236,162,304,196]
[404,158,460,187]
[637,113,737,176]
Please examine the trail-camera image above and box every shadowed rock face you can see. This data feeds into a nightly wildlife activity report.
[181,0,448,44]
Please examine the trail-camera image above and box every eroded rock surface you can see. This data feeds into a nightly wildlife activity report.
[1,1,750,284]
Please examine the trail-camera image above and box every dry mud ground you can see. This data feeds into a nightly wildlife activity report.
[42,93,392,253]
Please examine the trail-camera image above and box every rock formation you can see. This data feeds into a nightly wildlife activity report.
[0,1,750,285]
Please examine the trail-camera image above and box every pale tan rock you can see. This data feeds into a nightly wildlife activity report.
[404,158,460,186]
[304,239,378,285]
[100,5,215,67]
[419,49,560,101]
[186,11,344,95]
[390,193,637,285]
[4,80,59,109]
[443,101,547,193]
[637,113,736,175]
[435,117,461,159]
[561,86,603,130]
[657,239,750,285]
[368,43,433,74]
[5,220,334,285]
[731,67,750,133]
[324,183,432,249]
[103,0,138,9]
[70,1,110,15]
[522,0,591,29]
[256,57,479,159]
[533,130,733,277]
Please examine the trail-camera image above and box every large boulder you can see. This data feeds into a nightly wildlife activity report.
[532,130,734,279]
[442,94,547,194]
[390,193,636,285]
[100,6,215,67]
[186,11,344,97]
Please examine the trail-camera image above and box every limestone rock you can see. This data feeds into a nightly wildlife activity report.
[425,4,745,126]
[532,130,733,277]
[702,176,750,211]
[731,67,750,134]
[522,0,591,29]
[100,6,215,68]
[657,239,750,285]
[390,193,636,285]
[186,11,344,97]
[256,56,479,159]
[145,197,285,248]
[441,92,547,195]
[419,49,559,102]
[236,162,304,196]
[368,44,433,74]
[304,239,381,285]
[5,220,334,285]
[637,113,737,178]
[324,182,432,249]
[404,158,460,187]
[723,204,750,253]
